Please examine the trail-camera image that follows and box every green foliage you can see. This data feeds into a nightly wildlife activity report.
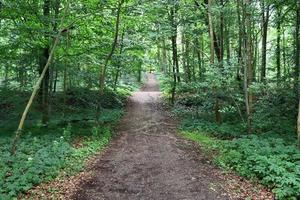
[178,117,300,200]
[166,68,300,199]
[0,117,116,199]
[181,118,245,138]
[0,87,129,198]
[63,123,72,141]
[251,82,296,135]
[218,135,300,200]
[0,134,73,198]
[181,130,217,148]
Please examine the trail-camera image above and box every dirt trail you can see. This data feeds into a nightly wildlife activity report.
[72,74,230,200]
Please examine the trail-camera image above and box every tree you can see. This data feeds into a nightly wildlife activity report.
[260,0,270,82]
[243,0,253,134]
[99,0,124,95]
[170,1,179,104]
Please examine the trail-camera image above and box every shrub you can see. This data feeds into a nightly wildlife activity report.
[218,135,300,199]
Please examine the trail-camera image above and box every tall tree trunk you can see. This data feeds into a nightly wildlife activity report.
[295,4,300,102]
[181,30,187,81]
[276,8,281,82]
[208,0,215,63]
[182,31,191,82]
[236,0,243,81]
[283,29,287,78]
[208,0,222,124]
[53,69,58,93]
[225,22,231,62]
[99,0,124,95]
[196,38,202,79]
[157,43,162,71]
[137,63,142,82]
[170,4,179,104]
[113,30,125,90]
[171,35,178,105]
[297,99,300,145]
[39,0,50,125]
[162,38,168,74]
[260,1,270,82]
[220,0,224,63]
[12,28,64,154]
[253,34,258,82]
[243,0,253,134]
[186,39,191,82]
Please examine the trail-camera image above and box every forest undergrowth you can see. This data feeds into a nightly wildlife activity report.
[0,85,135,199]
[159,74,300,200]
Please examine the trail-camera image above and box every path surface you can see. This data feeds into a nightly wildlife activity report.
[72,74,230,200]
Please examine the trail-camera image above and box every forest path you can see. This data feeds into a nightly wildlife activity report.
[72,74,230,200]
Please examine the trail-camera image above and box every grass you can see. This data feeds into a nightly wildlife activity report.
[180,130,216,146]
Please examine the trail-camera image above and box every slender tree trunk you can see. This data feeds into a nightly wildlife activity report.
[225,22,231,62]
[208,0,222,124]
[236,0,243,81]
[12,28,64,154]
[186,39,191,82]
[162,38,168,74]
[157,43,162,71]
[38,0,51,125]
[170,4,179,104]
[113,30,125,90]
[137,63,142,82]
[99,0,124,95]
[283,29,287,78]
[208,0,215,63]
[171,35,178,105]
[260,1,270,82]
[294,1,300,123]
[276,8,281,82]
[53,69,58,93]
[253,34,258,81]
[182,31,187,81]
[220,0,224,64]
[297,99,300,148]
[196,38,202,79]
[243,0,253,134]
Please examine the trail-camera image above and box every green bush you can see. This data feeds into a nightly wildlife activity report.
[218,135,300,199]
[0,134,73,199]
[0,122,114,199]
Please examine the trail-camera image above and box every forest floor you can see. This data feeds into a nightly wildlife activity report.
[48,74,272,200]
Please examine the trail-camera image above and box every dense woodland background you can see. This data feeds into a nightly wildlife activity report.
[0,0,299,199]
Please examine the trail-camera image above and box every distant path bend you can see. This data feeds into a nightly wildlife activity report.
[72,73,230,200]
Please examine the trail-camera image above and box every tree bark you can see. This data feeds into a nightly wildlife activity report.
[295,3,300,143]
[208,0,222,124]
[276,8,281,82]
[113,30,125,90]
[12,29,64,154]
[297,100,300,148]
[243,0,253,134]
[260,1,270,82]
[162,38,168,74]
[220,0,224,63]
[236,0,243,81]
[39,0,51,125]
[170,4,179,104]
[99,0,124,95]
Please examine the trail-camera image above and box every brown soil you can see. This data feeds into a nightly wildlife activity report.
[72,74,231,200]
